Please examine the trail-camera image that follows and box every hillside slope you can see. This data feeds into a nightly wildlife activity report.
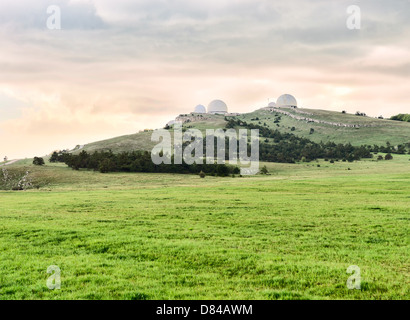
[240,107,410,146]
[76,107,410,154]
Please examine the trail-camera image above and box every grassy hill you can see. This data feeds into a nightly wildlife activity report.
[76,108,410,155]
[241,108,410,146]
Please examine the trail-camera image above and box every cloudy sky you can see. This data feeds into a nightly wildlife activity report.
[1,0,409,159]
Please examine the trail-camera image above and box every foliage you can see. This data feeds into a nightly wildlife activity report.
[225,119,409,163]
[50,151,69,163]
[385,153,393,160]
[61,150,239,176]
[390,114,410,122]
[260,165,269,174]
[33,157,45,166]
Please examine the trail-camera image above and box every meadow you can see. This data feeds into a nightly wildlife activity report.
[0,156,409,300]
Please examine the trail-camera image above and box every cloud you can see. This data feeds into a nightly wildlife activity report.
[0,0,409,158]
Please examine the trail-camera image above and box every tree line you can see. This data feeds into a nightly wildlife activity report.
[51,150,240,176]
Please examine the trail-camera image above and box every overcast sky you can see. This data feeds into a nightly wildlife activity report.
[1,0,409,159]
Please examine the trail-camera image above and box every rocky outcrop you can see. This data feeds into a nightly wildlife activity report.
[175,114,214,124]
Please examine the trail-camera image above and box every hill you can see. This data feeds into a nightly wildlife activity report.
[75,107,410,155]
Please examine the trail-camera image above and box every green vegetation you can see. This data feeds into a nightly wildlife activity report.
[0,156,409,300]
[33,157,45,166]
[227,119,383,163]
[62,150,239,176]
[236,108,410,147]
[390,114,410,122]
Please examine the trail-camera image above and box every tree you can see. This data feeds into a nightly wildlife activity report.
[33,157,45,166]
[49,151,59,163]
[385,153,393,160]
[99,158,115,173]
[216,164,229,177]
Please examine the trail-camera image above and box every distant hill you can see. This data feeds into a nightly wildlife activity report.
[75,107,410,154]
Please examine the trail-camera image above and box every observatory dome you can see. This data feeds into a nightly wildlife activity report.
[276,94,297,108]
[194,104,206,113]
[207,100,228,114]
[268,102,276,108]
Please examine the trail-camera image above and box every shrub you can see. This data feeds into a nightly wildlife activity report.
[33,157,45,166]
[199,171,206,178]
[260,165,269,175]
[385,153,393,160]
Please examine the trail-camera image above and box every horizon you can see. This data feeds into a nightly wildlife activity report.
[1,0,410,159]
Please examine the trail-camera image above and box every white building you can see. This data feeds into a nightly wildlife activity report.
[276,94,297,108]
[207,100,228,114]
[193,104,206,113]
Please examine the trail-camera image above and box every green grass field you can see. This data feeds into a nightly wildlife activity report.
[0,155,409,300]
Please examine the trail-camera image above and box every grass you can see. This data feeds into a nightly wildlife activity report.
[0,155,409,300]
[239,108,410,146]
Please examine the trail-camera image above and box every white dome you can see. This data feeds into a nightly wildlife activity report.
[268,102,276,108]
[194,104,206,113]
[207,100,228,114]
[277,94,297,108]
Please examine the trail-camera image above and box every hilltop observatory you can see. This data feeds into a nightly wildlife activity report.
[194,104,206,113]
[207,100,228,114]
[276,94,297,108]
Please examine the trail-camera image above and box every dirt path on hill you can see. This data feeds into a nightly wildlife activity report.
[0,159,20,167]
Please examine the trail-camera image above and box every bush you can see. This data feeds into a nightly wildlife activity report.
[33,157,45,166]
[260,165,269,175]
[385,153,393,160]
[199,171,206,178]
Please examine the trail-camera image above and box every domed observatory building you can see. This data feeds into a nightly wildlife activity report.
[276,94,297,108]
[268,102,276,108]
[207,100,228,114]
[194,104,206,113]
